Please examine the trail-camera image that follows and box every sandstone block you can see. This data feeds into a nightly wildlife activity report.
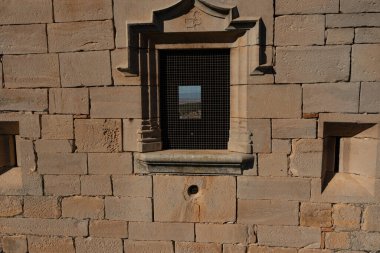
[351,232,380,251]
[154,176,236,223]
[0,218,88,236]
[129,222,194,242]
[0,89,47,112]
[0,112,40,138]
[275,15,325,46]
[298,250,332,253]
[275,0,339,14]
[105,197,152,221]
[0,61,2,87]
[88,153,132,174]
[90,220,128,238]
[340,0,380,13]
[90,87,142,118]
[0,196,22,217]
[248,119,271,153]
[247,85,301,118]
[113,175,152,197]
[257,225,320,248]
[272,139,291,154]
[62,196,104,219]
[363,205,380,231]
[0,0,52,24]
[272,119,316,139]
[44,175,80,196]
[1,236,27,253]
[238,200,299,225]
[0,24,47,54]
[48,20,114,52]
[332,204,361,231]
[23,196,61,219]
[326,28,354,45]
[352,44,380,82]
[54,0,113,22]
[325,232,350,249]
[223,244,246,253]
[238,177,310,201]
[49,88,89,115]
[3,54,60,88]
[75,119,122,152]
[124,241,174,253]
[35,140,73,153]
[248,245,297,253]
[38,153,87,174]
[300,202,332,227]
[355,28,380,43]
[75,237,122,253]
[0,167,42,196]
[176,242,221,253]
[258,154,288,177]
[196,224,247,244]
[15,138,36,172]
[81,175,112,196]
[28,236,75,253]
[290,140,323,178]
[360,82,380,113]
[60,51,112,87]
[326,13,380,28]
[41,115,74,139]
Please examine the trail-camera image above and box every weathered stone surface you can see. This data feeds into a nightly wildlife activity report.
[196,224,247,244]
[124,241,174,253]
[351,232,380,251]
[325,232,350,250]
[0,24,47,54]
[62,196,104,219]
[41,115,74,140]
[60,51,112,87]
[276,46,350,83]
[258,154,288,176]
[248,246,297,253]
[105,197,152,221]
[257,225,320,248]
[303,83,360,113]
[300,203,332,227]
[326,13,380,28]
[272,139,291,154]
[35,140,73,153]
[0,89,47,111]
[238,177,310,201]
[113,175,152,197]
[88,153,132,174]
[0,196,22,217]
[0,167,42,196]
[0,218,88,236]
[363,205,380,231]
[75,237,123,253]
[75,119,122,152]
[54,0,113,22]
[129,222,194,241]
[326,28,354,45]
[49,88,89,115]
[28,236,75,253]
[24,196,61,218]
[48,21,114,52]
[90,220,128,238]
[154,176,236,223]
[247,85,301,118]
[15,138,36,172]
[340,0,380,13]
[352,44,380,82]
[298,250,332,253]
[0,61,2,87]
[355,28,380,43]
[275,15,325,46]
[176,242,221,253]
[3,54,60,88]
[81,175,112,196]
[38,153,87,175]
[90,87,142,118]
[44,175,80,196]
[0,0,52,24]
[0,112,40,138]
[248,119,271,153]
[1,236,27,253]
[238,200,299,225]
[332,204,361,231]
[223,244,246,253]
[272,119,316,139]
[290,139,323,178]
[275,0,339,14]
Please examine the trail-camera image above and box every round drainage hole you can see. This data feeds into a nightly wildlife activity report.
[187,185,199,195]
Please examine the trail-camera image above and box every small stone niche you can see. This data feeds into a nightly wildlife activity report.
[0,121,19,171]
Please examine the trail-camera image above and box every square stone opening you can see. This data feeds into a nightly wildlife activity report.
[0,121,19,173]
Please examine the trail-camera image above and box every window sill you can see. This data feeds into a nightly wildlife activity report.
[134,150,254,175]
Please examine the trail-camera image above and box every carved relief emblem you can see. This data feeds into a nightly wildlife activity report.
[185,10,202,29]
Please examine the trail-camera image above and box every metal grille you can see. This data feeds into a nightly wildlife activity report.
[160,49,230,150]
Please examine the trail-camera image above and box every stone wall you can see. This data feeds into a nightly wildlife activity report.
[0,0,380,252]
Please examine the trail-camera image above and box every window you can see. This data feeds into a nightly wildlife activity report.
[0,122,19,171]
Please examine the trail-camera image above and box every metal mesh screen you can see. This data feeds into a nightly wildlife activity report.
[159,49,230,150]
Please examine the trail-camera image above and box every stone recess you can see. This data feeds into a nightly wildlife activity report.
[75,119,122,152]
[276,46,350,83]
[275,0,339,14]
[124,241,174,253]
[88,153,132,174]
[3,54,60,88]
[0,89,48,111]
[60,51,112,87]
[351,44,380,81]
[129,222,194,242]
[272,119,316,139]
[49,88,89,115]
[28,236,75,253]
[105,197,152,221]
[54,0,113,22]
[75,237,123,253]
[360,82,380,113]
[196,224,248,244]
[153,176,236,223]
[275,15,325,46]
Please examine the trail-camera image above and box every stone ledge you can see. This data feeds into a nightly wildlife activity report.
[134,150,254,175]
